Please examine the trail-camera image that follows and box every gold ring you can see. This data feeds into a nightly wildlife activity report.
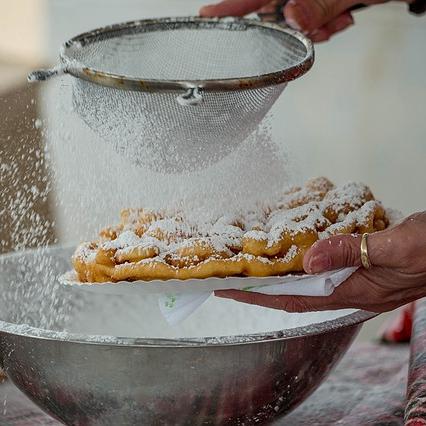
[360,233,371,269]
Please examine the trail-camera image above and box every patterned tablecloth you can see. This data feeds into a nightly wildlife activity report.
[405,300,426,426]
[286,342,409,425]
[0,341,410,425]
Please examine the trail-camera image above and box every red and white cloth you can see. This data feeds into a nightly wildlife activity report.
[381,303,414,343]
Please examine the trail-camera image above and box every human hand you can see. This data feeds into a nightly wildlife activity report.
[215,212,426,313]
[200,0,410,42]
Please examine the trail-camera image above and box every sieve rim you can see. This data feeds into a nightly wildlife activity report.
[59,16,314,92]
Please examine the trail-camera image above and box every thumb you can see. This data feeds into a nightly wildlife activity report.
[303,231,389,274]
[284,0,363,33]
[200,0,272,17]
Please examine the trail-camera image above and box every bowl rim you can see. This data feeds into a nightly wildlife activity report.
[0,247,377,348]
[0,309,376,348]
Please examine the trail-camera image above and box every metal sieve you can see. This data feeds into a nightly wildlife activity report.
[29,17,314,172]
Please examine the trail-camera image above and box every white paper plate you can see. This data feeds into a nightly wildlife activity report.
[59,268,357,297]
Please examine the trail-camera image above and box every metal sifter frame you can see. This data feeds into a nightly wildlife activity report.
[29,16,314,93]
[28,16,315,171]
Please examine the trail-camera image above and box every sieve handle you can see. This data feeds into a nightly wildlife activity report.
[176,87,203,106]
[258,1,367,23]
[27,66,65,83]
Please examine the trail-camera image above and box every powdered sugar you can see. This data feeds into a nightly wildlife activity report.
[74,178,385,277]
[323,182,372,211]
[319,200,378,239]
[103,230,143,250]
[283,245,298,262]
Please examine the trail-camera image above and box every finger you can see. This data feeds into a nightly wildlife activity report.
[325,11,354,33]
[303,234,362,273]
[284,0,362,33]
[214,289,347,312]
[215,267,412,313]
[303,227,394,273]
[310,12,354,42]
[309,28,331,43]
[200,0,271,17]
[309,12,354,43]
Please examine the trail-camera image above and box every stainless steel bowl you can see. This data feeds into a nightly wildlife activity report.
[0,247,375,425]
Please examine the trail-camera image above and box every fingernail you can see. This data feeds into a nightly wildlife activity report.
[286,17,302,31]
[308,253,331,273]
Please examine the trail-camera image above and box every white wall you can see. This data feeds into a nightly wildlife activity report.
[0,0,48,66]
[271,3,426,214]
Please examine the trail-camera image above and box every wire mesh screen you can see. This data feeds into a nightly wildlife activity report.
[72,78,286,172]
[58,18,312,172]
[66,23,308,80]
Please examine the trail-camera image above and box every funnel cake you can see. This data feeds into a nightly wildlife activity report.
[73,178,388,283]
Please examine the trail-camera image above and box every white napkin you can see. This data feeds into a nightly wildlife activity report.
[158,267,358,325]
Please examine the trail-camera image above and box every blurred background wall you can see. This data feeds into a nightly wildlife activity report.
[0,0,425,339]
[0,0,54,253]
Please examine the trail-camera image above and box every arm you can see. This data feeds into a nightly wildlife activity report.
[200,0,418,42]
